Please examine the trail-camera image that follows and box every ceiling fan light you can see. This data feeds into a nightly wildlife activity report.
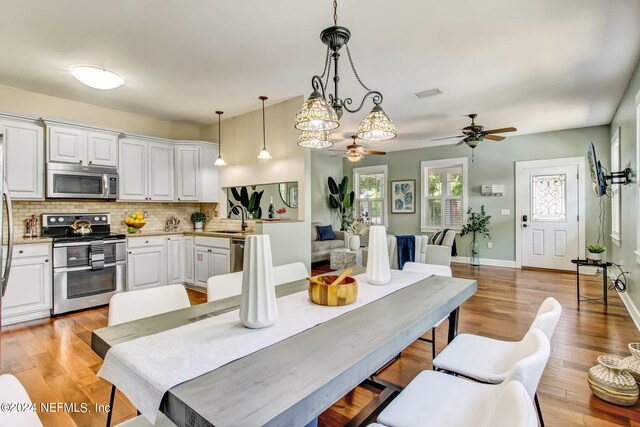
[70,66,124,90]
[297,130,333,149]
[357,105,396,141]
[346,151,364,163]
[294,91,340,131]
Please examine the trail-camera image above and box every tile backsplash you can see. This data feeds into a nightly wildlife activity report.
[5,200,221,239]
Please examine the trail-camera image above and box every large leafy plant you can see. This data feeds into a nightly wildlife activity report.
[328,176,355,231]
[460,205,491,239]
[229,186,264,219]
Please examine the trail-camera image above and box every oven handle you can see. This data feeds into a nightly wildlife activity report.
[54,239,126,248]
[53,261,123,272]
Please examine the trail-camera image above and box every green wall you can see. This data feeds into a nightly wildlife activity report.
[310,151,343,228]
[610,56,640,324]
[343,126,611,261]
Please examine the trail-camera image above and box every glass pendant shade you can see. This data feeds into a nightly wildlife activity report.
[346,151,364,163]
[357,105,397,141]
[297,130,333,148]
[214,110,226,166]
[294,91,340,131]
[214,155,227,166]
[258,148,272,160]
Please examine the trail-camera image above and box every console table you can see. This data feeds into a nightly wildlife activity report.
[571,259,610,307]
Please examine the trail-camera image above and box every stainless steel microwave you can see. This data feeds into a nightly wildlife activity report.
[46,163,118,199]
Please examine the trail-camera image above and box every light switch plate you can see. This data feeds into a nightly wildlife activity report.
[500,209,510,215]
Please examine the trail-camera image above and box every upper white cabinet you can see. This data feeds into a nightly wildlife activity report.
[46,123,119,167]
[0,117,44,200]
[119,137,174,201]
[174,141,219,203]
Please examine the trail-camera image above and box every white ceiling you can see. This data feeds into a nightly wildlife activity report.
[1,0,639,151]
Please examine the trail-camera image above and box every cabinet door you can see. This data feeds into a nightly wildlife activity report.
[87,131,118,167]
[148,142,174,201]
[127,245,167,290]
[1,120,44,200]
[194,247,212,287]
[2,255,51,325]
[166,237,184,285]
[184,237,195,285]
[119,139,147,200]
[212,248,230,276]
[200,143,220,202]
[175,146,200,201]
[48,126,86,164]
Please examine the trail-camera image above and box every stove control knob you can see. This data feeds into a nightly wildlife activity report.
[50,218,56,223]
[58,217,64,222]
[101,216,107,221]
[94,216,100,221]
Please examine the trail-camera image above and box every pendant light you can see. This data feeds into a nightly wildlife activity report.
[214,111,226,166]
[258,96,272,160]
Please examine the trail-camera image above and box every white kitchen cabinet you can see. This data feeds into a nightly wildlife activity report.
[119,137,174,201]
[199,142,220,202]
[46,123,118,167]
[184,236,194,285]
[0,117,44,200]
[2,243,52,326]
[127,237,167,291]
[175,145,200,201]
[166,236,184,285]
[194,236,230,286]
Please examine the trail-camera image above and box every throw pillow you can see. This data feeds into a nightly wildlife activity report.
[316,225,336,241]
[429,230,444,245]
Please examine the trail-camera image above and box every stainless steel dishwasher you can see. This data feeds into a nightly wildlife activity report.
[230,238,245,272]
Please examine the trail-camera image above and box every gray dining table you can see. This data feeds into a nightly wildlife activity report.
[92,273,477,427]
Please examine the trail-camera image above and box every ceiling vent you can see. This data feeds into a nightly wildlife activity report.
[415,88,443,99]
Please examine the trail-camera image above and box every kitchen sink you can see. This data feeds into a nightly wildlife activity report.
[212,230,245,234]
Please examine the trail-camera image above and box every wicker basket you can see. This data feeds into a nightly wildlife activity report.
[588,355,639,406]
[621,343,640,385]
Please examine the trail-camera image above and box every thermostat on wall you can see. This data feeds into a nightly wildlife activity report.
[481,185,504,196]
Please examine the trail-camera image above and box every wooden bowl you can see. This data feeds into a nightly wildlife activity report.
[124,220,146,233]
[308,275,358,306]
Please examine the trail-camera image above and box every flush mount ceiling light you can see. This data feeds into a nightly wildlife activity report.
[214,111,227,166]
[295,0,396,146]
[257,96,272,160]
[70,66,124,90]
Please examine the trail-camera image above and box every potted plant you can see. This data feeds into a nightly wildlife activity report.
[587,244,606,264]
[460,205,491,266]
[328,176,355,231]
[347,221,369,250]
[191,212,206,231]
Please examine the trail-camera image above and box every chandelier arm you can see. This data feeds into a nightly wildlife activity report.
[311,75,327,99]
[342,91,383,114]
[345,44,372,92]
[324,54,333,94]
[318,46,330,80]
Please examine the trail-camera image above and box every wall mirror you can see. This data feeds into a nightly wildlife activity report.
[225,181,298,219]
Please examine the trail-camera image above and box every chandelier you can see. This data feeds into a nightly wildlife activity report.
[295,0,396,148]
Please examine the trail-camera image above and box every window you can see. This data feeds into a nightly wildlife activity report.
[611,127,621,246]
[421,158,468,232]
[353,165,388,225]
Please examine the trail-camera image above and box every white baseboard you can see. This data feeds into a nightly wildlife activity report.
[452,256,516,268]
[619,292,640,331]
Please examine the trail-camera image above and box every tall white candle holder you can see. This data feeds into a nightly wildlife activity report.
[240,235,277,328]
[366,225,391,285]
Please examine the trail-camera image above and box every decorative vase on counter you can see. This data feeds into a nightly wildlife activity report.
[239,235,277,329]
[622,343,640,384]
[588,355,639,406]
[349,235,360,251]
[366,225,391,285]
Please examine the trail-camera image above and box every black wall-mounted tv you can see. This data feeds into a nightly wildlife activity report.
[587,142,606,197]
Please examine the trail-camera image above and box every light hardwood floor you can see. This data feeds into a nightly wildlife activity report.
[1,264,639,426]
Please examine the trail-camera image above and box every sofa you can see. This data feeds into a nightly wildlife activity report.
[311,222,347,263]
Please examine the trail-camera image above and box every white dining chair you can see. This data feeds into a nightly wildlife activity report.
[106,285,191,427]
[0,374,43,427]
[207,262,308,302]
[401,262,452,366]
[433,297,562,426]
[371,328,550,427]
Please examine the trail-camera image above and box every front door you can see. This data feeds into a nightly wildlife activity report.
[517,158,584,270]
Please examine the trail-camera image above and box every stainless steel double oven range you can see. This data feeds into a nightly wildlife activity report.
[42,213,126,315]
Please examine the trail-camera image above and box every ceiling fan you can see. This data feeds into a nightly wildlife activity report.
[329,135,387,163]
[432,113,517,150]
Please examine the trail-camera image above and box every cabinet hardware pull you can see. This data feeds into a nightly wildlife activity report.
[18,250,23,254]
[128,251,132,254]
[45,259,49,262]
[89,161,92,164]
[145,241,149,244]
[79,160,83,164]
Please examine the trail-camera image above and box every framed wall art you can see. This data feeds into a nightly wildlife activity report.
[391,179,415,213]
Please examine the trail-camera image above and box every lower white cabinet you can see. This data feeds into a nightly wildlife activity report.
[167,236,184,285]
[194,237,230,287]
[184,236,194,285]
[127,237,168,291]
[2,243,52,326]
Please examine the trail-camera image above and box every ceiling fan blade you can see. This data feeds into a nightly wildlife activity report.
[363,150,387,155]
[330,153,346,157]
[484,134,505,141]
[431,135,465,141]
[485,127,517,134]
[455,139,467,146]
[328,149,346,152]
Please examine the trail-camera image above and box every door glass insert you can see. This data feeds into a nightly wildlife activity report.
[531,174,566,221]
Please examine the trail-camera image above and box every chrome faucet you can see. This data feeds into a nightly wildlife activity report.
[228,204,248,232]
